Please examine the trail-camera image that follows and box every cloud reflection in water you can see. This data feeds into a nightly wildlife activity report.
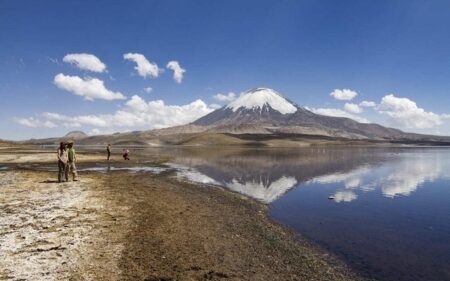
[331,191,358,203]
[168,148,450,203]
[225,176,297,203]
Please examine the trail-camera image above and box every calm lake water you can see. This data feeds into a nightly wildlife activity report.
[163,147,450,281]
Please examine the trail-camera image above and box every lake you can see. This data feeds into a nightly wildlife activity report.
[162,147,450,281]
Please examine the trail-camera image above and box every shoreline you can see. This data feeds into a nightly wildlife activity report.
[0,146,366,280]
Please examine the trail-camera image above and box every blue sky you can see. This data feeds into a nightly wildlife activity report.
[2,0,450,140]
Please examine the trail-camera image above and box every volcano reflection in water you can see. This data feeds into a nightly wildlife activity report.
[165,147,450,281]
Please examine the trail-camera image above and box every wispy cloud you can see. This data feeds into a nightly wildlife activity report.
[359,100,376,107]
[213,92,236,102]
[308,107,369,123]
[344,102,363,114]
[14,117,57,128]
[143,87,153,94]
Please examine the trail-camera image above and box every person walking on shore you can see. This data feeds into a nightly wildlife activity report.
[57,142,67,183]
[66,141,78,181]
[107,144,112,161]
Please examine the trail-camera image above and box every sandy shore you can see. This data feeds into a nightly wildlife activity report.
[0,146,366,281]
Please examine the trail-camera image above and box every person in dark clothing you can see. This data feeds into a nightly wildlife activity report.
[122,149,130,160]
[107,144,112,161]
[57,142,67,183]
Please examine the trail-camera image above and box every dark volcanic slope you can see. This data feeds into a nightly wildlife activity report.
[193,105,407,139]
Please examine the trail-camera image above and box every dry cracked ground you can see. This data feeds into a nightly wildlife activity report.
[0,148,366,281]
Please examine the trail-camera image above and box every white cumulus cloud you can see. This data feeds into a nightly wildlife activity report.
[166,61,186,83]
[213,92,236,102]
[360,100,377,107]
[377,94,442,129]
[18,95,216,131]
[308,107,370,123]
[53,73,126,101]
[123,53,160,78]
[330,89,358,100]
[344,103,363,114]
[63,53,106,73]
[15,117,57,128]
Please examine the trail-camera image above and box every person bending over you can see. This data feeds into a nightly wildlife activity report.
[122,149,130,160]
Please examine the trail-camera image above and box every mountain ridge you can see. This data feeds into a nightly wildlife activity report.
[21,87,450,146]
[191,88,408,139]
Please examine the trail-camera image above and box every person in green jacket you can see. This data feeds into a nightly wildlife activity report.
[65,141,78,181]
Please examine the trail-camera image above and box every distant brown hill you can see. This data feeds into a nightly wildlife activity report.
[64,131,88,140]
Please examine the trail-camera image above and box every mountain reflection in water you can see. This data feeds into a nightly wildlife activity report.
[169,148,450,203]
[169,147,386,202]
[163,147,450,281]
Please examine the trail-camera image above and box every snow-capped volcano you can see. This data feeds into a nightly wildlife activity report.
[191,87,414,139]
[193,87,303,130]
[226,88,297,114]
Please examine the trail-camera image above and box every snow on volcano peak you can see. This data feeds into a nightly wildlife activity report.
[226,88,297,114]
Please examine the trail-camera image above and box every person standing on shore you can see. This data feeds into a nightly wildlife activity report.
[66,141,78,181]
[57,142,67,183]
[107,144,112,161]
